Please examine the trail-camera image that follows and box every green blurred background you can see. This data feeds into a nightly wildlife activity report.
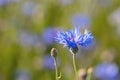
[0,0,120,80]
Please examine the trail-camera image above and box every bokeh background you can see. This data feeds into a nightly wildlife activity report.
[0,0,120,80]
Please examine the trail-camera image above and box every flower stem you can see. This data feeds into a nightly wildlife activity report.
[86,68,93,80]
[86,73,91,80]
[72,54,77,79]
[53,58,58,80]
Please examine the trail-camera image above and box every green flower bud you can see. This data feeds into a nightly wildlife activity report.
[51,48,57,58]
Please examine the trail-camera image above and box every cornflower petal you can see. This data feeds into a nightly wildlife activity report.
[77,29,93,46]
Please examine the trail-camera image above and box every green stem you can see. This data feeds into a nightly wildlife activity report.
[72,54,77,79]
[54,58,58,80]
[86,73,91,80]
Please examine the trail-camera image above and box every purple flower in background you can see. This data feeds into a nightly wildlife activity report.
[21,1,37,16]
[0,0,18,6]
[42,55,54,69]
[15,69,31,80]
[109,8,120,36]
[96,0,112,7]
[18,30,39,46]
[93,62,119,80]
[41,27,58,45]
[42,54,60,69]
[0,0,8,6]
[58,0,73,5]
[70,14,91,28]
[55,27,93,49]
[109,8,120,25]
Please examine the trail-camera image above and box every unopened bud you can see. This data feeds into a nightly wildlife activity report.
[87,67,93,74]
[77,68,87,80]
[51,48,57,58]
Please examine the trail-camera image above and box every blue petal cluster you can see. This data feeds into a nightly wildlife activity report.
[55,27,93,49]
[93,62,119,80]
[70,13,90,28]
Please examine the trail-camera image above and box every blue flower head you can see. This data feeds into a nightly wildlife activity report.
[41,27,57,45]
[43,55,54,69]
[70,14,91,28]
[93,62,119,80]
[55,27,93,53]
[15,69,31,80]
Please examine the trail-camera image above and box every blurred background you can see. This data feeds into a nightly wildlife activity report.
[0,0,120,80]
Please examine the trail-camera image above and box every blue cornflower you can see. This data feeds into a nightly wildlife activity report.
[21,1,37,16]
[42,54,60,69]
[70,13,91,28]
[93,62,119,80]
[15,69,31,80]
[0,0,19,6]
[55,27,93,53]
[43,55,54,69]
[41,27,58,45]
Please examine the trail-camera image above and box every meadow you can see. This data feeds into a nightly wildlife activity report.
[0,0,120,80]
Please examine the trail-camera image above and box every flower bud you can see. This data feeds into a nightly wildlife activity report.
[51,48,57,58]
[87,67,93,74]
[77,68,87,80]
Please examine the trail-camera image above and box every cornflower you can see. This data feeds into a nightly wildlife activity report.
[55,27,93,54]
[55,27,93,80]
